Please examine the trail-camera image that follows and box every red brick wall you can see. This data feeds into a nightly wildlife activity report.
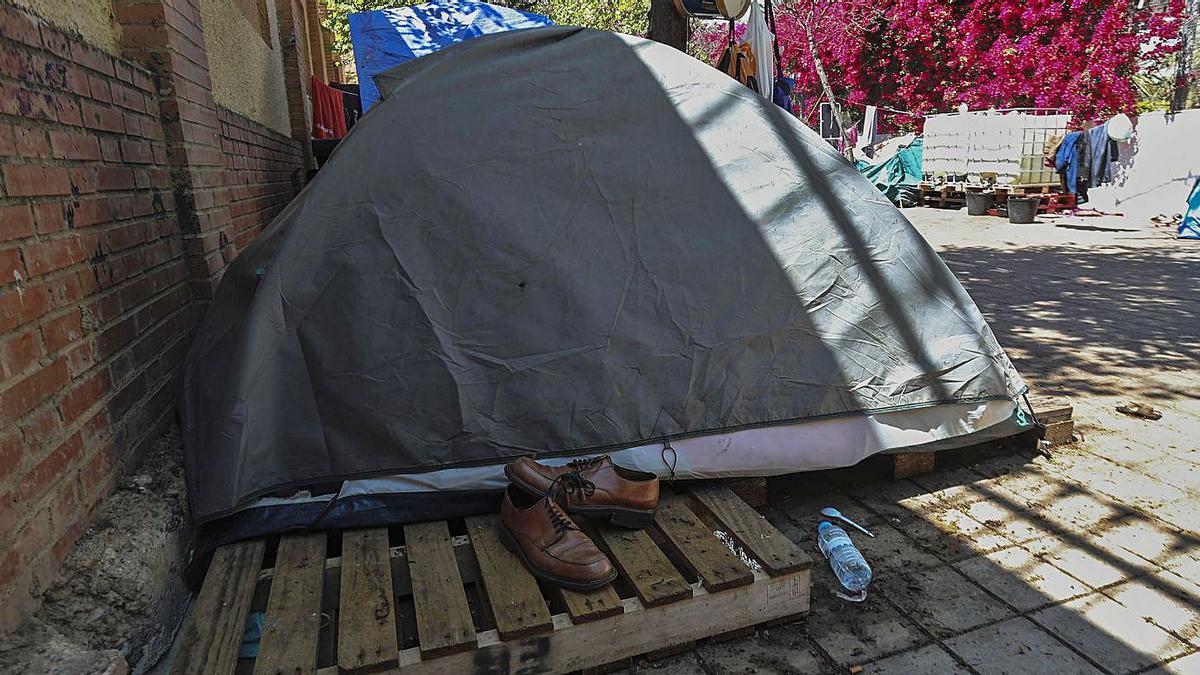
[0,1,304,631]
[218,106,304,250]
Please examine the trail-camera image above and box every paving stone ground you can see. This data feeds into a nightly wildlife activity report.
[630,208,1200,674]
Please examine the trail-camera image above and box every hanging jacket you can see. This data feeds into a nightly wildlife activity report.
[1054,131,1083,194]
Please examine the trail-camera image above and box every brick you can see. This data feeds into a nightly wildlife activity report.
[0,248,24,280]
[13,127,49,158]
[0,329,42,380]
[18,405,59,450]
[39,24,72,60]
[68,197,112,228]
[63,340,93,378]
[119,138,152,164]
[0,205,35,241]
[110,82,143,112]
[59,369,108,425]
[23,238,85,277]
[63,66,90,97]
[0,358,68,422]
[16,431,82,507]
[0,433,22,485]
[33,202,68,234]
[69,167,97,195]
[0,284,50,332]
[49,130,101,161]
[87,75,111,104]
[53,97,83,127]
[0,125,14,156]
[0,4,41,46]
[96,166,135,192]
[41,310,82,352]
[69,42,114,77]
[1,164,71,197]
[81,101,124,133]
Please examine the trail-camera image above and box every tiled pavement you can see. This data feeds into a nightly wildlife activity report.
[632,209,1200,674]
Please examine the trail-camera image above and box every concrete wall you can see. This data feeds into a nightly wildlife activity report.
[201,0,291,135]
[8,0,120,53]
[1088,110,1200,223]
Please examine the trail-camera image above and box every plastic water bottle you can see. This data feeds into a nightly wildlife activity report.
[818,521,872,599]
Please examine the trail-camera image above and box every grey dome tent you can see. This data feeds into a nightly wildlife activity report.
[182,27,1026,550]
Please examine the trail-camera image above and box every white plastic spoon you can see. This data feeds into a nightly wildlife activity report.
[820,507,875,538]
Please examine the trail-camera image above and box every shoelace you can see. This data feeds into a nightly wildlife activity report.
[547,470,596,502]
[543,498,576,534]
[567,455,607,472]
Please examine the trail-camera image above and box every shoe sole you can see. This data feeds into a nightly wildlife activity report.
[504,467,657,530]
[496,521,619,592]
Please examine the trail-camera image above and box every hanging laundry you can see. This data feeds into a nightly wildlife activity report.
[742,0,774,102]
[1054,131,1084,195]
[311,76,348,140]
[762,0,792,112]
[1087,122,1119,187]
[856,105,879,157]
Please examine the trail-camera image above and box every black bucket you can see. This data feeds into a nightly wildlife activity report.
[1007,197,1040,224]
[966,192,995,216]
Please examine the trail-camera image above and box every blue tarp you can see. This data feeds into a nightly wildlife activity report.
[349,0,553,112]
[1181,178,1200,240]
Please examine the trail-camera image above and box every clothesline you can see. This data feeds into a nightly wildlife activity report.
[828,95,925,118]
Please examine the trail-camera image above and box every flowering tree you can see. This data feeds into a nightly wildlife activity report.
[696,0,1188,130]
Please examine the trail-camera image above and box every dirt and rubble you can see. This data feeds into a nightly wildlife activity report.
[0,427,190,675]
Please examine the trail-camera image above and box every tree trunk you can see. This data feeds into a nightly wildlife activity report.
[648,0,688,51]
[1171,0,1198,110]
[804,21,851,160]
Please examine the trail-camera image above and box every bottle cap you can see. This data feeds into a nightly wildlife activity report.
[818,521,834,533]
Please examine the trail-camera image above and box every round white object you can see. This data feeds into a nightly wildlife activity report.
[1107,113,1133,141]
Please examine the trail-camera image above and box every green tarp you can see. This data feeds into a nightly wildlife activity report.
[857,138,922,207]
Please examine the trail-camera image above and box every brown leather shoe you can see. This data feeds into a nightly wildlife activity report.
[505,455,659,529]
[498,485,617,591]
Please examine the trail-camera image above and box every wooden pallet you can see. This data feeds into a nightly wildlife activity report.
[925,183,1069,211]
[918,183,965,209]
[170,486,812,675]
[988,191,1077,216]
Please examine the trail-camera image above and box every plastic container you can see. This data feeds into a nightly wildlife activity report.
[817,521,872,600]
[1007,196,1040,223]
[966,192,995,216]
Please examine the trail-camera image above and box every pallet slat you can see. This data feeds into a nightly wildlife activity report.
[314,570,810,675]
[339,528,399,671]
[405,521,478,657]
[254,533,326,675]
[171,540,265,675]
[594,524,691,608]
[558,583,624,623]
[465,515,553,640]
[689,486,812,576]
[653,499,754,592]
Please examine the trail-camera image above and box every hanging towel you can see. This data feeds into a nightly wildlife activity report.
[856,105,879,156]
[742,0,774,101]
[311,76,347,139]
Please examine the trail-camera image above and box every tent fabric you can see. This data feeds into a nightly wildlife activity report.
[1181,178,1200,240]
[857,137,923,207]
[182,27,1025,524]
[348,0,552,112]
